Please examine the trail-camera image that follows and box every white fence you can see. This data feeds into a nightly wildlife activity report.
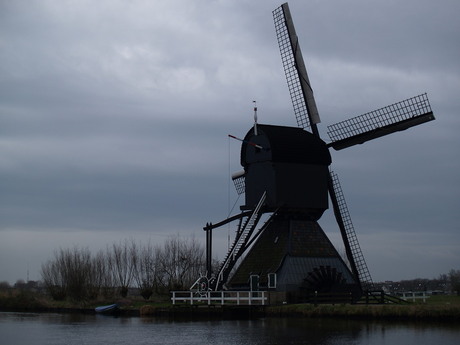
[171,291,268,306]
[397,291,430,303]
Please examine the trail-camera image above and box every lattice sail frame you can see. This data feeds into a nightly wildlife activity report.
[273,4,320,131]
[330,171,374,290]
[232,174,245,195]
[327,93,433,145]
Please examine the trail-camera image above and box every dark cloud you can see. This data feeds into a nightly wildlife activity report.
[1,0,459,283]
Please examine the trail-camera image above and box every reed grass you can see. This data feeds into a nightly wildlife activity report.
[2,289,459,321]
[265,297,460,321]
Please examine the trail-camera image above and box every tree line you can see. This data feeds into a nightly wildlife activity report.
[2,235,459,301]
[40,235,206,301]
[374,270,460,296]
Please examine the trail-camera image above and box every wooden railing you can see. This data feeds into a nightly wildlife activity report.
[171,291,268,306]
[397,291,430,303]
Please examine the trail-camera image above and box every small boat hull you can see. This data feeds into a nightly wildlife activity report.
[95,304,119,314]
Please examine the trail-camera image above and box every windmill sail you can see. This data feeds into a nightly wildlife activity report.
[273,3,320,132]
[200,3,434,302]
[231,170,245,195]
[330,171,374,290]
[327,93,434,150]
[273,3,367,291]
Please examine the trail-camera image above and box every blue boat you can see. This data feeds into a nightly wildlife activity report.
[95,304,119,314]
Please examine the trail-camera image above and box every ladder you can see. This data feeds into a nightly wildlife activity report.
[214,191,267,290]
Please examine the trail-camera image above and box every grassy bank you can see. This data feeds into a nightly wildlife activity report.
[265,296,460,321]
[2,289,459,321]
[0,289,49,311]
[0,289,167,315]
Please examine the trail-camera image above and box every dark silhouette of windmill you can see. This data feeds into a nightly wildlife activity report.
[203,3,434,302]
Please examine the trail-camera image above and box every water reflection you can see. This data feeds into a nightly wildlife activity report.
[1,312,459,345]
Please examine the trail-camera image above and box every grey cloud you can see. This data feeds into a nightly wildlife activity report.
[1,0,459,283]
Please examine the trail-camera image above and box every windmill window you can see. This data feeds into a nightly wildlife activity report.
[268,273,277,289]
[250,275,259,291]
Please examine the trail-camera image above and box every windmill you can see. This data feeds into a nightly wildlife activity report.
[203,3,434,302]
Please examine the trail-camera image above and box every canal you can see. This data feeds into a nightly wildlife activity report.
[1,311,459,344]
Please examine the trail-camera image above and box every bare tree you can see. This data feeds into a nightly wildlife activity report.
[449,269,460,295]
[59,247,93,301]
[108,239,137,297]
[39,234,206,300]
[133,240,157,299]
[155,234,205,291]
[41,247,93,301]
[42,254,66,300]
[180,235,206,286]
[88,249,111,299]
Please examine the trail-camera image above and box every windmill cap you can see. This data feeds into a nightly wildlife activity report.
[241,124,331,166]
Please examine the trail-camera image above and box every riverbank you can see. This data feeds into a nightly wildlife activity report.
[139,299,460,321]
[264,303,460,321]
[0,289,146,316]
[1,290,459,321]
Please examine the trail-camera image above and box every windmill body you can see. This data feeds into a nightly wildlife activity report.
[241,124,330,219]
[226,126,361,301]
[228,216,361,301]
[204,3,434,302]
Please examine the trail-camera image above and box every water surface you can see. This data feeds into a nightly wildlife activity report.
[1,312,458,345]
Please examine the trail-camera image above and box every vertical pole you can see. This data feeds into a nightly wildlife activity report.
[209,227,212,277]
[206,223,213,279]
[253,101,258,136]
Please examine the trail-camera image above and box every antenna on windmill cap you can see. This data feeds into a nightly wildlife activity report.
[253,100,258,135]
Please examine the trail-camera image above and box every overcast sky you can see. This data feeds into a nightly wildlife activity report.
[1,0,459,284]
